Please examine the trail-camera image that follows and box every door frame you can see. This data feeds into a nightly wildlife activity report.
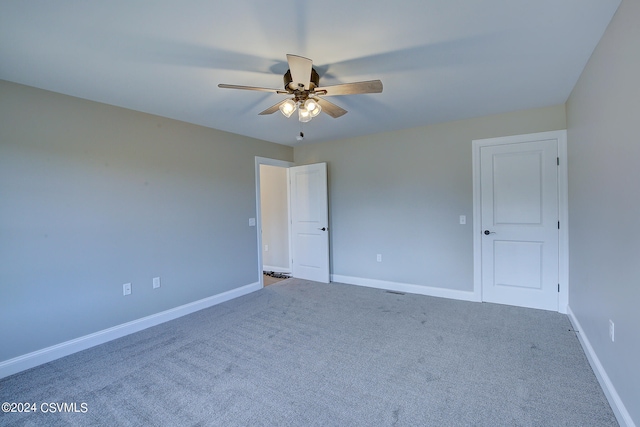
[472,130,569,313]
[255,156,295,288]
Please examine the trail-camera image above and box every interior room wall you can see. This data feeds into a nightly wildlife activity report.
[259,164,290,272]
[0,80,293,362]
[565,0,640,423]
[294,105,566,294]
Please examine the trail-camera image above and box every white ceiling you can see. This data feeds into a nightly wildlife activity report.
[0,1,620,146]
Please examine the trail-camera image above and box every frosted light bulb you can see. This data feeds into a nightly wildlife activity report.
[279,99,296,118]
[304,98,322,117]
[298,106,312,123]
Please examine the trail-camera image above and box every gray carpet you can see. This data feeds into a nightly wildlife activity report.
[0,279,617,426]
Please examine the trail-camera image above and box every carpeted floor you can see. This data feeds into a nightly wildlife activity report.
[0,279,617,426]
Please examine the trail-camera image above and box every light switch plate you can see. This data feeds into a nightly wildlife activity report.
[249,218,256,226]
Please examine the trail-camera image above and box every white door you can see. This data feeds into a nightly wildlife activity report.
[480,138,559,311]
[289,163,330,283]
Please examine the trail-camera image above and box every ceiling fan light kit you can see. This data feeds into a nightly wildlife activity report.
[219,54,383,126]
[298,106,312,123]
[279,99,296,118]
[304,99,321,117]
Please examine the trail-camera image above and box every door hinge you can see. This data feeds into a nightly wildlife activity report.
[558,284,560,293]
[557,157,560,166]
[558,221,560,229]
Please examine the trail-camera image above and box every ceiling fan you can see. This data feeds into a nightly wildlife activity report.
[218,54,383,123]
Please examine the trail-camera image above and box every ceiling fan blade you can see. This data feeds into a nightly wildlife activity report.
[286,54,313,90]
[259,99,289,115]
[218,84,288,94]
[315,80,383,96]
[315,98,348,118]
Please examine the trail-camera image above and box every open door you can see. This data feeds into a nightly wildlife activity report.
[289,163,330,283]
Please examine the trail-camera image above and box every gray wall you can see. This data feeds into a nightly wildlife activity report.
[295,105,566,291]
[566,0,640,423]
[260,164,290,271]
[0,80,293,361]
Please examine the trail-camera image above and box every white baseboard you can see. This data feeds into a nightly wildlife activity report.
[263,265,291,274]
[0,281,261,380]
[331,274,479,302]
[567,305,636,427]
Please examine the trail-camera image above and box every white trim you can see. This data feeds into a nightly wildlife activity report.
[0,282,261,379]
[567,306,636,427]
[331,275,479,302]
[255,157,295,288]
[472,130,569,313]
[557,132,569,313]
[472,139,483,303]
[262,265,291,274]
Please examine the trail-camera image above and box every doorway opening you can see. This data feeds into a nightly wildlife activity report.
[259,163,291,286]
[255,157,294,287]
[255,157,331,287]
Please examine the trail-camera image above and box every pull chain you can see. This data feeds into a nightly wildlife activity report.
[296,121,305,141]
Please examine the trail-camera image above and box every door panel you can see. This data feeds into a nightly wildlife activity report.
[493,151,543,225]
[494,241,543,289]
[481,139,559,311]
[290,163,329,283]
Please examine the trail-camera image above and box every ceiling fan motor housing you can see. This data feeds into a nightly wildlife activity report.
[284,68,320,96]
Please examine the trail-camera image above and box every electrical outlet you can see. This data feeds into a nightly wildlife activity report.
[265,244,269,252]
[609,319,614,342]
[459,215,466,225]
[123,283,131,296]
[249,218,256,226]
[153,277,161,289]
[376,254,382,262]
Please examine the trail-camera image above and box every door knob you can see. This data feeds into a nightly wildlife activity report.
[318,227,327,231]
[484,230,496,235]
